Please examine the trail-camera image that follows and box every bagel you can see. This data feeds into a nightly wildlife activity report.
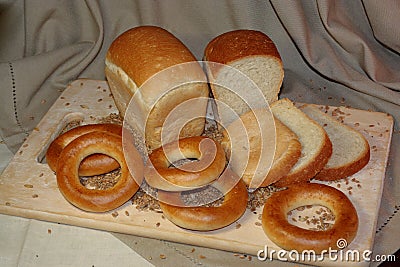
[158,168,248,231]
[144,136,226,191]
[262,183,358,254]
[46,124,122,176]
[56,131,140,212]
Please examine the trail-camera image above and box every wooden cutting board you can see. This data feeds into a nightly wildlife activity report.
[0,79,394,266]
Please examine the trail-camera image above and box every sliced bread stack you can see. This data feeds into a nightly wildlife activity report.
[299,104,370,181]
[270,99,333,187]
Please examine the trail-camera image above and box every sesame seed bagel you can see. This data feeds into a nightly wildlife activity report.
[262,183,358,254]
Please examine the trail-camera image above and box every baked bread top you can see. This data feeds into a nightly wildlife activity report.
[106,26,199,87]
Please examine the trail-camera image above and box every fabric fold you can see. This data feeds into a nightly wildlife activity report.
[270,0,400,105]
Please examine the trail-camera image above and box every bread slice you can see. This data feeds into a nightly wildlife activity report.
[299,104,370,181]
[221,109,302,188]
[270,99,332,187]
[204,30,284,120]
[105,26,209,150]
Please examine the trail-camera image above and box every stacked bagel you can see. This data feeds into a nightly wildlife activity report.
[48,26,370,254]
[46,124,140,212]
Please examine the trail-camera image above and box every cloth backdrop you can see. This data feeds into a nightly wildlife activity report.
[0,1,399,266]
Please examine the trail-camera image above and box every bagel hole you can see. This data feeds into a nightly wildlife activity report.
[202,120,225,144]
[180,186,224,207]
[287,205,335,231]
[79,167,121,190]
[168,158,199,168]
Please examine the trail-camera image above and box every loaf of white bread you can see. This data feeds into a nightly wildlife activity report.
[105,26,209,150]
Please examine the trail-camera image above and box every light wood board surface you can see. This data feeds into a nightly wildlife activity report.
[0,79,394,266]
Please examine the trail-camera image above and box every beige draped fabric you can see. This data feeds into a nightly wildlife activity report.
[0,1,399,266]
